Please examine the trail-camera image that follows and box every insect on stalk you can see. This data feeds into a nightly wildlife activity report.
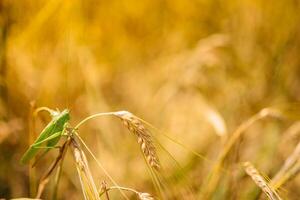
[21,108,70,164]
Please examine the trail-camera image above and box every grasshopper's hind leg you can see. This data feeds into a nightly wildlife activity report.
[30,131,62,148]
[31,132,64,167]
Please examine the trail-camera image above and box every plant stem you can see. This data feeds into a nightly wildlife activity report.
[74,112,116,130]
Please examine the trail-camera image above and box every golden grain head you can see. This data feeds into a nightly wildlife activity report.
[114,111,160,170]
[243,162,282,200]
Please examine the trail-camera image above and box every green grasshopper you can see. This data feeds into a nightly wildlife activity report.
[20,108,70,164]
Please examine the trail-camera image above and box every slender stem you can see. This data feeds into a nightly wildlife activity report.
[52,144,68,200]
[29,102,37,197]
[272,161,300,190]
[74,112,116,130]
[35,139,69,199]
[73,132,130,200]
[99,182,110,200]
[104,189,110,200]
[99,186,139,197]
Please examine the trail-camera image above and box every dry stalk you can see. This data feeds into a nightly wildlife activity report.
[114,111,160,170]
[272,140,300,187]
[271,160,300,190]
[35,139,70,199]
[70,136,101,200]
[201,108,281,198]
[243,162,282,200]
[281,121,300,142]
[220,108,281,163]
[29,101,37,197]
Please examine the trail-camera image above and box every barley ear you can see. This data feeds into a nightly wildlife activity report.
[243,162,282,200]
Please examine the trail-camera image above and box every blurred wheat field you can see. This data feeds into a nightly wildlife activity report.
[1,0,300,199]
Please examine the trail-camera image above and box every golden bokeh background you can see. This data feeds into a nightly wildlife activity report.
[1,0,300,199]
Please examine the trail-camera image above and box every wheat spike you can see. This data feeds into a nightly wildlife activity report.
[114,111,160,170]
[243,162,282,200]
